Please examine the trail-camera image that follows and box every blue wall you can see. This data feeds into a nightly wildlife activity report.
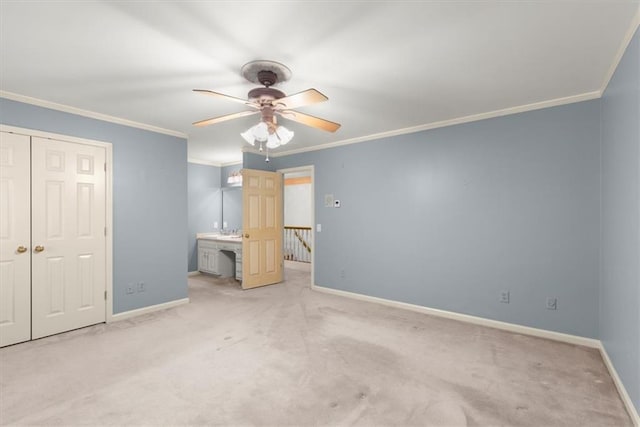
[254,99,602,339]
[600,27,640,411]
[1,98,188,313]
[187,162,221,272]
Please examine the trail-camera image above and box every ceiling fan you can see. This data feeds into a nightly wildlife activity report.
[192,60,341,141]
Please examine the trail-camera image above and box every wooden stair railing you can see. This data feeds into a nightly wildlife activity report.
[284,226,312,263]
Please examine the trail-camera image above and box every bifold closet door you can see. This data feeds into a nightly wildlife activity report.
[31,137,106,339]
[0,132,32,347]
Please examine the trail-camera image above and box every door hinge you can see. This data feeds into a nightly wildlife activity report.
[104,163,107,172]
[104,226,107,236]
[104,290,107,300]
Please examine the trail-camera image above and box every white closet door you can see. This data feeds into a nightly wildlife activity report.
[31,137,106,339]
[0,132,31,347]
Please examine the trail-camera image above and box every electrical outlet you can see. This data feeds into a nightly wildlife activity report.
[499,291,510,303]
[546,297,557,310]
[137,282,145,292]
[126,285,135,295]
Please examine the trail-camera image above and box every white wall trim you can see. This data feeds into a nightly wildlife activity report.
[221,160,243,167]
[187,271,201,277]
[1,124,110,148]
[599,343,640,425]
[270,91,601,159]
[1,125,115,326]
[109,298,190,322]
[188,157,222,167]
[187,158,243,168]
[600,6,640,95]
[312,285,600,347]
[278,165,315,289]
[1,91,187,139]
[311,284,640,421]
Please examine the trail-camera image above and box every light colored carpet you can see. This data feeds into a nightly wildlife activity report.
[0,268,632,426]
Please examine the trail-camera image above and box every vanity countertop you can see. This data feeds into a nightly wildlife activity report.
[197,233,242,243]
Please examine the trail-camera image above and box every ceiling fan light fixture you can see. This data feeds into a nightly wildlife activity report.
[240,129,256,145]
[252,122,269,141]
[276,126,294,145]
[241,122,271,145]
[266,133,280,149]
[265,125,294,149]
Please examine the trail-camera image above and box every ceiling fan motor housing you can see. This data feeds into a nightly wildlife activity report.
[248,87,285,101]
[257,70,278,87]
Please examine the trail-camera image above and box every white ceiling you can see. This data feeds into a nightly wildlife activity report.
[1,1,638,165]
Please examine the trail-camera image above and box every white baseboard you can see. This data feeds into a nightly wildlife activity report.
[598,343,640,425]
[109,297,190,322]
[312,284,639,423]
[312,285,599,347]
[188,271,201,277]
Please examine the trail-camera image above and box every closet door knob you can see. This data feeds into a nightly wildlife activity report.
[244,233,250,238]
[34,245,45,253]
[17,246,28,253]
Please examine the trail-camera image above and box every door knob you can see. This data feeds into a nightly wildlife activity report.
[244,233,250,238]
[34,245,45,253]
[17,246,28,253]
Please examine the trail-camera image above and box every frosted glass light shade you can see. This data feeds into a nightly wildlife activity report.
[240,129,255,145]
[240,122,270,145]
[252,122,269,141]
[276,126,294,145]
[241,123,294,148]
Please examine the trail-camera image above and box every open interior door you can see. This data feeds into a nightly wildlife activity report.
[241,169,283,289]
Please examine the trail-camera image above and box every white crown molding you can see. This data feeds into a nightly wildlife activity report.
[187,157,222,167]
[600,5,640,95]
[271,90,601,158]
[221,160,243,167]
[0,90,188,139]
[187,158,242,167]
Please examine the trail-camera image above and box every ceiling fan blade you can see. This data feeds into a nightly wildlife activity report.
[273,88,328,109]
[193,110,258,127]
[278,110,341,133]
[193,89,258,108]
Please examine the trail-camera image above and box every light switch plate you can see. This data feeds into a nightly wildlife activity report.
[324,194,334,207]
[316,224,322,232]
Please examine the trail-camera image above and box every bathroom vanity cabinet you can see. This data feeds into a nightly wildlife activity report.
[197,235,242,281]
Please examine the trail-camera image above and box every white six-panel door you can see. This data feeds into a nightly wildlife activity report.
[0,132,32,347]
[31,137,106,339]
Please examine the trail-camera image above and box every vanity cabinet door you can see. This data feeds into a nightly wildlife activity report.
[205,248,218,274]
[198,242,219,274]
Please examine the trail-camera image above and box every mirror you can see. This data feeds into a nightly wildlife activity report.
[222,186,242,232]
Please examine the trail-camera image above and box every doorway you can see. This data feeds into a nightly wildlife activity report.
[278,166,314,287]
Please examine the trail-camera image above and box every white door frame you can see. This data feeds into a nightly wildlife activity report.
[277,165,315,288]
[0,125,114,322]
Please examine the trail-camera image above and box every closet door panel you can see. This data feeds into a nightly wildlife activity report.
[31,137,106,339]
[0,132,31,347]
